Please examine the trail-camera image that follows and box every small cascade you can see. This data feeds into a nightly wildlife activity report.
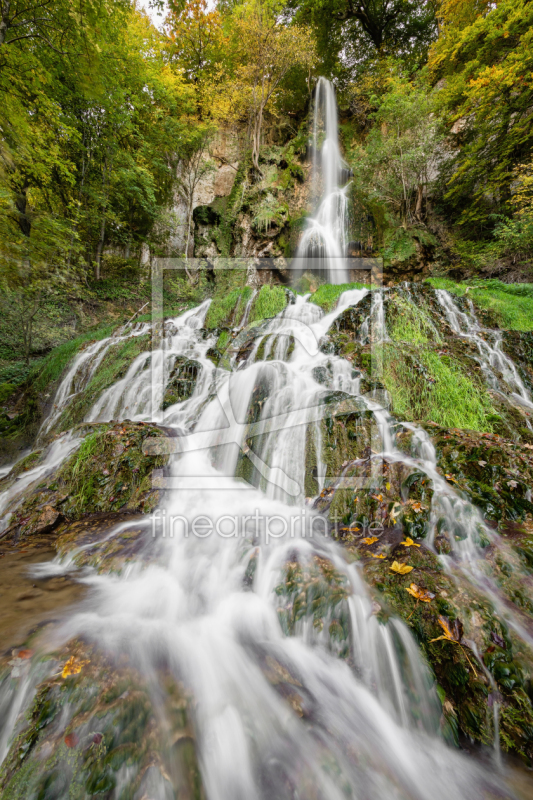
[0,432,81,532]
[87,301,212,424]
[39,321,151,438]
[294,77,352,284]
[436,288,533,414]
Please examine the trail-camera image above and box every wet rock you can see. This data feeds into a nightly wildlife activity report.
[2,421,170,543]
[0,642,203,800]
[163,357,200,410]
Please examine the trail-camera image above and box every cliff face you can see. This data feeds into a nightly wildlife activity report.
[167,125,314,262]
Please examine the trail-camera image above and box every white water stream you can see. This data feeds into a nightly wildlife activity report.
[0,79,527,798]
[294,77,351,284]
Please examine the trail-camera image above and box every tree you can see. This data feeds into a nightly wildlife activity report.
[428,0,533,230]
[175,128,215,262]
[286,0,437,79]
[232,9,315,173]
[166,0,226,88]
[347,69,444,254]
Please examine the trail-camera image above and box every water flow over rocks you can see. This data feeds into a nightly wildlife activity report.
[1,80,533,799]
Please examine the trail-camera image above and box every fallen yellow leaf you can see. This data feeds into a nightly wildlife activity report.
[370,553,386,559]
[362,536,379,545]
[401,537,421,548]
[390,561,413,575]
[405,583,435,602]
[61,656,89,678]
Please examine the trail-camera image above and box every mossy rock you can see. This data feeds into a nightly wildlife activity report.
[163,356,200,410]
[2,421,170,541]
[0,641,204,799]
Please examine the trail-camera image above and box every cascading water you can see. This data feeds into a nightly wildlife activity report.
[436,288,533,416]
[39,321,152,438]
[2,82,532,799]
[0,291,504,800]
[294,77,351,284]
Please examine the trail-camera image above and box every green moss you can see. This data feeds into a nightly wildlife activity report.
[426,278,533,332]
[0,382,16,403]
[310,282,369,313]
[4,421,168,540]
[274,555,350,654]
[248,285,287,323]
[380,343,496,432]
[0,645,204,799]
[204,286,252,330]
[217,330,230,351]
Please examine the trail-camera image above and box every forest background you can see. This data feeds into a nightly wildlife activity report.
[1,0,533,387]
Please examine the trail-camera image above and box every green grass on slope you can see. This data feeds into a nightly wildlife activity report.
[427,278,533,331]
[380,344,497,431]
[388,295,440,345]
[205,287,253,329]
[32,324,116,395]
[248,285,287,323]
[309,282,369,313]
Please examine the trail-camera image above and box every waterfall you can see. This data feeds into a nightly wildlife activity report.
[1,82,527,799]
[294,77,351,285]
[435,288,533,416]
[0,288,510,799]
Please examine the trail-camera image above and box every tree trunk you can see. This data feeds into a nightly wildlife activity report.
[15,182,31,237]
[95,215,106,280]
[0,2,10,47]
[415,184,424,222]
[252,105,265,175]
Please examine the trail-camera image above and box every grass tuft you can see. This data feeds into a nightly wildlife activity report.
[310,283,369,313]
[248,285,287,323]
[389,296,440,344]
[205,287,253,330]
[380,343,496,431]
[426,278,533,331]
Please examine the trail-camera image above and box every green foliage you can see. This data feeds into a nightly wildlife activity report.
[429,0,533,229]
[380,343,496,431]
[248,285,287,323]
[493,214,533,263]
[205,286,252,329]
[286,0,437,82]
[427,278,533,332]
[309,282,368,312]
[252,195,289,233]
[345,67,444,255]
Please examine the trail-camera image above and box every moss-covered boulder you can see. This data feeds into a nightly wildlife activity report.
[0,640,203,799]
[1,421,170,542]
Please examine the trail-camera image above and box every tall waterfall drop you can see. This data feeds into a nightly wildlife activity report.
[294,77,352,284]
